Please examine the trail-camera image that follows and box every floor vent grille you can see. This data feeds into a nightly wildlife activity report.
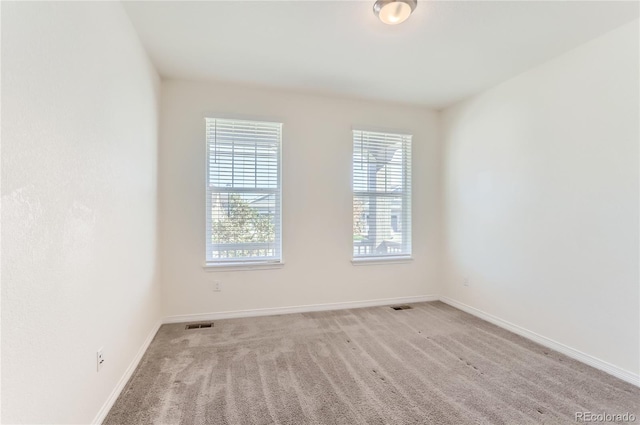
[391,305,413,311]
[185,322,214,330]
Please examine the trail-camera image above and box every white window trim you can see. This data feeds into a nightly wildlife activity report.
[205,117,283,266]
[351,129,412,263]
[202,261,285,272]
[351,256,413,266]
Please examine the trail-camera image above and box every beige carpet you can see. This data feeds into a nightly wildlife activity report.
[105,301,640,424]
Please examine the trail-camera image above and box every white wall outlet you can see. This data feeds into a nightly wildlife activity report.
[463,278,470,287]
[212,280,222,292]
[97,348,105,372]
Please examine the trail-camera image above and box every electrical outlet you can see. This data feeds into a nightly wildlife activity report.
[463,278,470,287]
[97,348,105,372]
[212,280,222,292]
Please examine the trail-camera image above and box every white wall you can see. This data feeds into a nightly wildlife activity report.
[441,21,639,376]
[2,2,162,423]
[159,81,441,318]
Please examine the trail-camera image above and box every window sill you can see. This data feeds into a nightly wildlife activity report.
[203,261,284,272]
[351,256,413,266]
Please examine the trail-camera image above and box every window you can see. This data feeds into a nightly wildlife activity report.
[205,118,282,265]
[353,129,411,260]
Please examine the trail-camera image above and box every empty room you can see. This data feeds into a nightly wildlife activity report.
[2,0,639,424]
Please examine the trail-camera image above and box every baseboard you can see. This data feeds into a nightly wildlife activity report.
[92,320,162,424]
[439,296,640,387]
[163,295,439,324]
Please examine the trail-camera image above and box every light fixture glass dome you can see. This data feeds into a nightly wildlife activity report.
[373,0,417,25]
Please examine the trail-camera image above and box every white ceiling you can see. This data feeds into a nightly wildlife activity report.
[123,1,638,109]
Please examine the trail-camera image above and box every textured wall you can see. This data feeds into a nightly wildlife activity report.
[1,2,162,423]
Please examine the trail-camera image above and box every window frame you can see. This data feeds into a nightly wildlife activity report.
[203,117,283,269]
[351,128,412,264]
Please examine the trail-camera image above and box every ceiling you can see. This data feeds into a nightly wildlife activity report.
[123,1,638,109]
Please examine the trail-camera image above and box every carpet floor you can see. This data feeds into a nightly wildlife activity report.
[105,301,640,424]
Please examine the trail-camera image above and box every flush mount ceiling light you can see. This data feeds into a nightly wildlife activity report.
[373,0,417,25]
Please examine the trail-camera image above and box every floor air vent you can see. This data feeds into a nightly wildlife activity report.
[185,322,214,330]
[391,305,413,311]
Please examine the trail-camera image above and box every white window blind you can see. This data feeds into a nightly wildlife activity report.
[206,118,282,264]
[353,130,411,259]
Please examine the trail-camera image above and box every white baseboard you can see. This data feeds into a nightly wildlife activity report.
[163,295,439,324]
[439,296,640,387]
[92,320,162,424]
